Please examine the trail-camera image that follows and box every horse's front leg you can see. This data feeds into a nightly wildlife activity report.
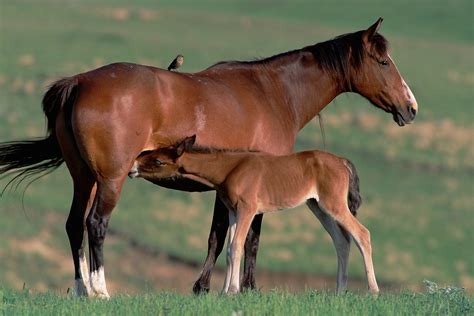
[193,195,229,294]
[241,214,263,290]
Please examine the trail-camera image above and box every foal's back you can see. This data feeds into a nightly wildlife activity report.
[222,150,350,213]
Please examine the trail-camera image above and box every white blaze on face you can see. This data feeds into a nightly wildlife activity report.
[402,78,418,112]
[389,55,418,112]
[90,266,110,299]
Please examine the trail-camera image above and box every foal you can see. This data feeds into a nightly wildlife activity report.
[130,136,379,294]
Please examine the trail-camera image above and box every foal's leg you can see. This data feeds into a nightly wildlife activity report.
[222,210,236,294]
[193,196,229,294]
[241,214,263,290]
[329,204,379,294]
[86,176,126,298]
[228,209,255,294]
[307,199,351,294]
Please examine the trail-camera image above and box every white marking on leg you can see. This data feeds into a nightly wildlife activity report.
[90,266,110,299]
[222,212,236,294]
[79,252,91,295]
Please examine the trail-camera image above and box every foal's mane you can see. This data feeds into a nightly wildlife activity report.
[187,144,259,155]
[208,30,389,90]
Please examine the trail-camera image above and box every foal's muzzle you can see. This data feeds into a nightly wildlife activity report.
[128,162,139,178]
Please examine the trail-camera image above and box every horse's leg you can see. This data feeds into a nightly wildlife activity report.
[193,195,229,294]
[86,176,126,299]
[306,199,351,294]
[66,178,96,297]
[241,214,263,291]
[330,205,379,294]
[222,210,236,294]
[228,208,255,294]
[56,108,97,297]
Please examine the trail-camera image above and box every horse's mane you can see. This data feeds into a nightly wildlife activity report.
[207,31,389,90]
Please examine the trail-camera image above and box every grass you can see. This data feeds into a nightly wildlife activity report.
[0,284,472,316]
[0,0,473,296]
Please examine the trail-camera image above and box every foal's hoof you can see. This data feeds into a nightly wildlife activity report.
[369,288,380,297]
[227,285,240,295]
[92,291,111,300]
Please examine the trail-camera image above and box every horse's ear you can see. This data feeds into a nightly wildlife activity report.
[363,17,383,43]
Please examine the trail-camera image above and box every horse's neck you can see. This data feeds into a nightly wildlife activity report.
[255,50,343,130]
[179,151,247,186]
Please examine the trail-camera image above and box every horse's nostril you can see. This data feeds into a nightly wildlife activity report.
[410,106,417,116]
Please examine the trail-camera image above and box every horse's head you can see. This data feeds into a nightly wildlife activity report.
[350,18,417,126]
[129,136,196,180]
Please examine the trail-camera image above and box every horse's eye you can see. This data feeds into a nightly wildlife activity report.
[155,158,165,166]
[379,60,389,67]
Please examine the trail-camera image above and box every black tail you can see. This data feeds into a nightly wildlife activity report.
[0,77,78,192]
[345,159,362,216]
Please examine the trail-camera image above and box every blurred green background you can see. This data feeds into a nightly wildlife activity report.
[0,0,472,295]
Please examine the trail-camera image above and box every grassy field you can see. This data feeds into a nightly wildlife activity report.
[0,0,473,299]
[0,285,472,316]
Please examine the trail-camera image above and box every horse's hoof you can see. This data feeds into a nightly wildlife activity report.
[68,279,90,298]
[192,282,210,295]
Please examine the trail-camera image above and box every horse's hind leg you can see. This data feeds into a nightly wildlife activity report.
[56,109,96,297]
[66,175,96,297]
[307,199,351,294]
[86,176,126,299]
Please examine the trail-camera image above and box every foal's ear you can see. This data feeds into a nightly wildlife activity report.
[176,135,196,156]
[184,135,196,150]
[363,17,383,43]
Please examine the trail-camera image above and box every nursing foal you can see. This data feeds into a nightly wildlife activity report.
[130,135,379,294]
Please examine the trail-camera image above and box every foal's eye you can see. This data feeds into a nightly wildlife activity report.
[379,60,389,67]
[155,158,165,166]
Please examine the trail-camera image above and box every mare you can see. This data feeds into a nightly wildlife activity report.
[0,18,416,297]
[130,135,378,294]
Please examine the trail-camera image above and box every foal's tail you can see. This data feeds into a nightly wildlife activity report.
[344,159,362,216]
[0,77,78,192]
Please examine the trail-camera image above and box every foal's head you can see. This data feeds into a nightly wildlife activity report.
[129,136,196,180]
[311,18,418,126]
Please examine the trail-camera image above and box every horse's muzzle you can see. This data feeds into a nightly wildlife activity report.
[394,101,417,126]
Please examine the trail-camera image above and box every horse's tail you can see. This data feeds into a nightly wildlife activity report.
[344,159,362,216]
[0,77,78,192]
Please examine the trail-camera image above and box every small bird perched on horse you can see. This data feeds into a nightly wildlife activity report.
[167,54,184,71]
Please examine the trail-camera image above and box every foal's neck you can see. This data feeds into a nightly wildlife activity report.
[179,151,248,186]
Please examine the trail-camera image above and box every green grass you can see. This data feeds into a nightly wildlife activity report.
[0,286,472,316]
[0,0,473,295]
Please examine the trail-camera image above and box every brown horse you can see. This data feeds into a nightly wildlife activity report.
[0,18,416,297]
[130,135,378,294]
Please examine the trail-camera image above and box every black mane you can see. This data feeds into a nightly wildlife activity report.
[207,30,389,90]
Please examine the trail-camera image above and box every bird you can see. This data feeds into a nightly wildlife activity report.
[167,54,184,71]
